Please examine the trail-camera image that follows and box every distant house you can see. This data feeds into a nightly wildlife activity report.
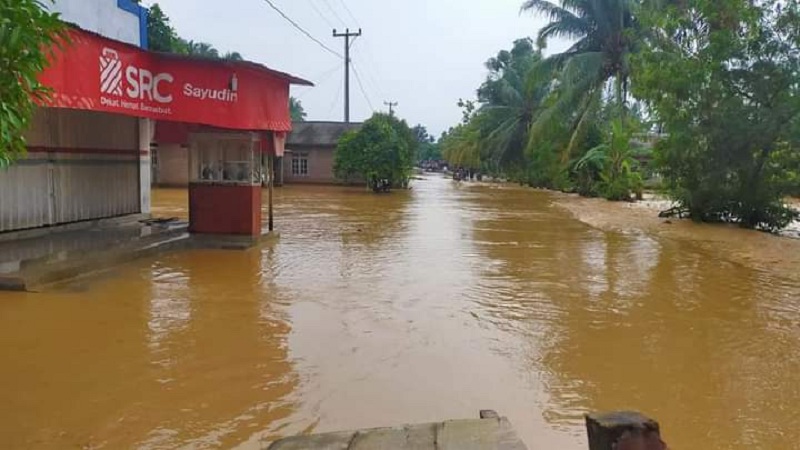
[152,121,361,187]
[282,121,361,184]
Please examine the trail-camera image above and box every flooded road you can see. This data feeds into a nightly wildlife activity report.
[2,175,800,449]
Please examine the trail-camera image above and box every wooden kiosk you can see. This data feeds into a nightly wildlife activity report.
[188,132,263,237]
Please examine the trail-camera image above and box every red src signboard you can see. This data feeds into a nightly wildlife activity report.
[38,27,312,132]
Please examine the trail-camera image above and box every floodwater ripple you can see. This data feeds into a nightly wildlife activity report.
[1,176,799,449]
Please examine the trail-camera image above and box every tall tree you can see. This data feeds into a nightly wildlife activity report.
[441,40,554,176]
[522,0,638,156]
[441,100,482,169]
[411,125,435,144]
[289,97,306,122]
[441,122,481,169]
[475,38,550,170]
[147,4,244,60]
[412,125,440,162]
[633,0,800,230]
[0,0,65,167]
[146,4,178,52]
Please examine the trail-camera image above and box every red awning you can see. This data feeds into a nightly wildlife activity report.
[38,27,312,132]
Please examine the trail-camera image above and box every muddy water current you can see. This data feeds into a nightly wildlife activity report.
[2,175,800,449]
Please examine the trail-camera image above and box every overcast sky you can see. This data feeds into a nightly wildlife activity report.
[146,0,567,136]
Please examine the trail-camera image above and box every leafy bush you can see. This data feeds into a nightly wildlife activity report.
[0,0,65,167]
[574,118,643,201]
[333,113,415,191]
[633,0,800,231]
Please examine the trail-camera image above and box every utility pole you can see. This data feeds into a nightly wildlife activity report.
[384,101,398,116]
[333,28,362,123]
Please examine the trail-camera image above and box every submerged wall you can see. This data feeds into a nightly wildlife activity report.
[0,109,141,233]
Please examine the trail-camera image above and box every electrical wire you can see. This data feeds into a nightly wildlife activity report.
[261,0,343,59]
[350,40,386,100]
[327,70,345,117]
[336,0,361,28]
[320,0,347,28]
[351,62,375,112]
[295,62,342,99]
[308,0,337,30]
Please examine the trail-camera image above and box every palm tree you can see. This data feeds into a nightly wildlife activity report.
[441,123,482,170]
[522,0,638,157]
[475,39,552,170]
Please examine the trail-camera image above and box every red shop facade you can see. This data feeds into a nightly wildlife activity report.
[34,26,311,237]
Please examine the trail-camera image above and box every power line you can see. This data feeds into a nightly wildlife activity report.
[295,62,342,99]
[336,0,361,27]
[352,62,375,112]
[320,0,347,27]
[261,0,343,59]
[351,51,384,100]
[350,39,387,100]
[308,0,336,29]
[327,70,345,116]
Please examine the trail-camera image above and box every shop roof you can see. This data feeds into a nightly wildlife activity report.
[287,122,363,146]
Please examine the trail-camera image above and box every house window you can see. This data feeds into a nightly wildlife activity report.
[292,154,309,176]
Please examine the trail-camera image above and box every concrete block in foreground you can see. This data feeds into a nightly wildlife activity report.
[267,410,527,450]
[586,411,666,450]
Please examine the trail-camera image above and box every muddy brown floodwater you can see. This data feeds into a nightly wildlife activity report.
[2,175,800,449]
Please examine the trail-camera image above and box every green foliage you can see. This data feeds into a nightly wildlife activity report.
[290,97,306,122]
[333,113,415,190]
[441,120,481,169]
[0,0,65,168]
[476,38,549,171]
[442,1,647,196]
[180,40,219,58]
[412,125,441,162]
[633,0,800,230]
[146,4,178,52]
[575,118,643,200]
[441,101,481,169]
[223,51,243,61]
[522,0,639,157]
[525,105,578,189]
[442,40,553,175]
[411,124,434,144]
[147,3,242,59]
[526,144,572,190]
[417,142,442,162]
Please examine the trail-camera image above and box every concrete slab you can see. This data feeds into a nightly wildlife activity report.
[266,412,528,450]
[0,219,190,291]
[268,431,356,450]
[437,418,527,450]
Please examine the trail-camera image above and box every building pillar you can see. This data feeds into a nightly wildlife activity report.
[268,154,274,231]
[138,118,153,214]
[276,156,284,187]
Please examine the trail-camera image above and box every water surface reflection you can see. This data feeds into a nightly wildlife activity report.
[0,177,798,449]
